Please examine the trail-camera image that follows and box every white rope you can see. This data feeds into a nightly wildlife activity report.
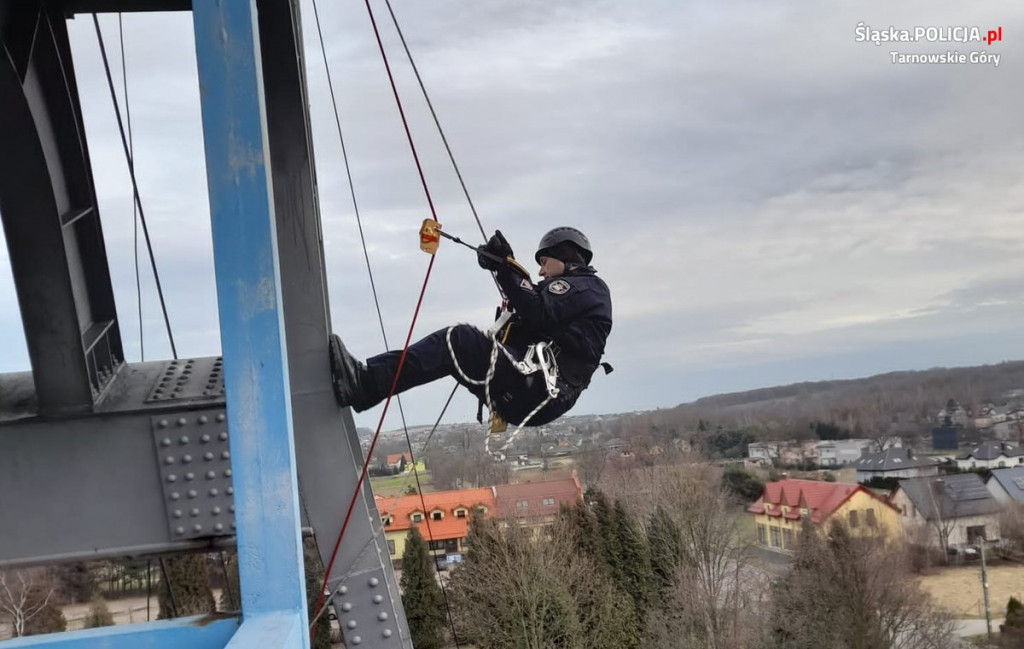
[445,323,555,455]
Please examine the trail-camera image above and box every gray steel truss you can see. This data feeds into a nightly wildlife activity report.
[0,2,411,647]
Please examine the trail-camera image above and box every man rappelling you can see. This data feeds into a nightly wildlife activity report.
[330,226,612,428]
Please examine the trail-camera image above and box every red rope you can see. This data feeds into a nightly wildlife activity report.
[312,0,446,632]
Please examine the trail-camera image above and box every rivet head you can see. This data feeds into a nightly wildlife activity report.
[204,452,214,461]
[165,456,175,465]
[173,510,183,518]
[377,612,388,621]
[368,577,379,588]
[372,595,383,604]
[206,471,216,479]
[170,492,180,501]
[221,451,230,460]
[227,487,234,496]
[167,474,177,483]
[341,602,352,612]
[210,488,219,497]
[179,436,189,444]
[224,469,233,477]
[177,418,187,427]
[188,490,198,499]
[382,629,392,639]
[193,524,202,532]
[347,620,357,630]
[201,434,211,443]
[216,413,226,423]
[175,526,185,535]
[183,454,193,464]
[185,473,195,481]
[229,505,235,513]
[351,636,361,645]
[339,586,348,595]
[219,431,228,441]
[158,419,169,428]
[198,415,208,424]
[212,507,221,515]
[191,508,200,517]
[161,438,172,447]
[214,523,224,532]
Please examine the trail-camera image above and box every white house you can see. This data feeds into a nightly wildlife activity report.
[891,474,1003,551]
[986,466,1024,506]
[852,447,940,482]
[747,441,782,466]
[955,441,1024,471]
[818,439,875,467]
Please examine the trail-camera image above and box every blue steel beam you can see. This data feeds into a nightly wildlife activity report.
[0,617,238,649]
[192,0,310,646]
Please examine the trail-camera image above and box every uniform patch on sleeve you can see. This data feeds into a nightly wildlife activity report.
[520,278,533,290]
[547,279,571,295]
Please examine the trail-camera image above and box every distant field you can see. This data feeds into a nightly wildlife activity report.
[917,563,1024,618]
[370,471,433,497]
[513,459,575,483]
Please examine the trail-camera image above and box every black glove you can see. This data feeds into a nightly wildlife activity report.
[477,230,514,271]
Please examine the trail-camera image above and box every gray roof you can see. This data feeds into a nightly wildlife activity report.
[988,466,1024,505]
[896,473,1003,521]
[852,448,938,472]
[956,441,1024,461]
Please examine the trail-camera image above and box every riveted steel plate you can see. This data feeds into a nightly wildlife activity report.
[334,566,405,647]
[147,357,225,403]
[152,411,236,540]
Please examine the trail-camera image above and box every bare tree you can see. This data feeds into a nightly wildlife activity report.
[998,504,1024,559]
[0,569,60,638]
[575,442,607,489]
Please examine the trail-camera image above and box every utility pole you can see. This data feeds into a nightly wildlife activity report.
[979,537,992,641]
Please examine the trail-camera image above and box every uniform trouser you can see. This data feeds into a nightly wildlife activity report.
[361,324,581,426]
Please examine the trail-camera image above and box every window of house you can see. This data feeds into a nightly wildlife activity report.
[387,539,395,555]
[429,540,445,552]
[849,510,859,528]
[783,528,793,550]
[411,513,423,522]
[770,526,781,548]
[431,511,443,521]
[455,508,468,519]
[475,505,487,514]
[542,498,555,507]
[757,524,767,545]
[967,525,987,543]
[516,500,529,509]
[381,515,392,526]
[866,508,877,528]
[800,508,808,518]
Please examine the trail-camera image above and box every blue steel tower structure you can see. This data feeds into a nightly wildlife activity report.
[0,2,411,648]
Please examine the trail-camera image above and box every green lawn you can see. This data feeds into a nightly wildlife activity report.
[370,471,433,497]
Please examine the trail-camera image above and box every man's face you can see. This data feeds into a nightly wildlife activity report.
[538,256,565,279]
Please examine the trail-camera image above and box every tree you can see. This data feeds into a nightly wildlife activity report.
[769,520,955,649]
[613,500,651,618]
[400,527,445,649]
[157,555,215,619]
[721,467,764,502]
[1001,596,1024,647]
[646,506,682,599]
[84,600,115,628]
[576,442,608,489]
[0,569,66,637]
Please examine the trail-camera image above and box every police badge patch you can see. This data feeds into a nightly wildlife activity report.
[547,279,571,295]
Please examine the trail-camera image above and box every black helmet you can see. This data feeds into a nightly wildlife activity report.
[534,226,593,265]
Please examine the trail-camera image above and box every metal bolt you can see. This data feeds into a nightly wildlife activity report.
[373,595,383,604]
[198,415,208,425]
[177,418,187,427]
[161,438,171,447]
[212,507,221,515]
[368,577,379,587]
[229,505,235,513]
[175,527,185,535]
[183,455,192,464]
[170,492,180,501]
[204,452,214,461]
[165,456,175,465]
[214,523,224,532]
[226,487,234,496]
[206,471,216,480]
[210,488,219,497]
[188,490,198,499]
[347,620,357,630]
[341,603,352,612]
[377,612,388,622]
[351,636,361,645]
[221,451,230,460]
[167,474,177,483]
[201,434,211,443]
[179,436,189,445]
[224,469,233,478]
[339,586,348,595]
[219,431,228,441]
[185,473,195,481]
[194,524,202,533]
[158,419,169,428]
[173,510,183,518]
[216,413,226,423]
[382,629,392,639]
[191,508,200,517]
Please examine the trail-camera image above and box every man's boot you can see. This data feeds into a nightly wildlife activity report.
[329,334,378,411]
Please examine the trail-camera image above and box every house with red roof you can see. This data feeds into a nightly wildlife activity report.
[494,474,583,531]
[747,477,900,552]
[384,452,413,471]
[377,487,496,568]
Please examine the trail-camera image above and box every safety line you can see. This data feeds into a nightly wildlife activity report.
[92,15,177,360]
[116,13,144,362]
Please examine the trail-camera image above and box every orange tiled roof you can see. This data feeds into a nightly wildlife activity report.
[377,487,496,542]
[385,453,412,465]
[495,476,583,519]
[746,479,894,525]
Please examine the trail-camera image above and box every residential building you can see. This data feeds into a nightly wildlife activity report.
[986,466,1024,506]
[747,478,901,553]
[384,452,412,471]
[852,447,940,483]
[890,474,1003,551]
[747,442,781,466]
[938,402,969,427]
[955,441,1024,470]
[817,438,875,467]
[495,475,583,532]
[377,487,496,567]
[780,440,819,466]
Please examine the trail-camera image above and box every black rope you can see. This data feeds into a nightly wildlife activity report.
[158,558,179,618]
[116,13,144,362]
[92,15,176,359]
[220,550,239,612]
[381,0,486,242]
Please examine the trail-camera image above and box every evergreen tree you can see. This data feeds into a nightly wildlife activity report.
[647,506,682,599]
[83,601,115,628]
[590,490,621,580]
[400,527,445,649]
[559,502,602,561]
[613,500,652,619]
[157,555,215,619]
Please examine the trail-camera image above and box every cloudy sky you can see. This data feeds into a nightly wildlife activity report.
[1,1,1022,430]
